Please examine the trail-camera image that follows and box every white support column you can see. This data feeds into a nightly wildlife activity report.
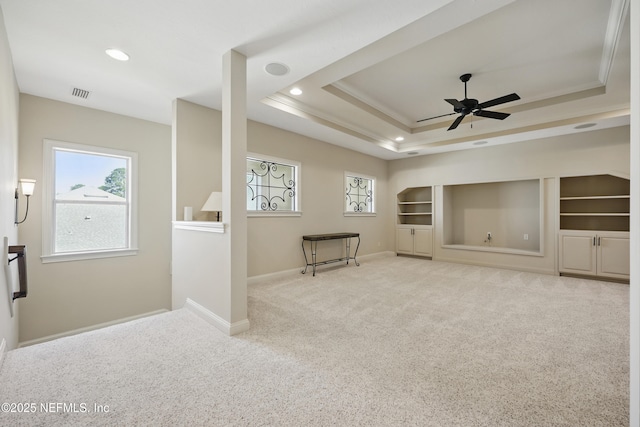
[222,49,249,333]
[630,0,639,424]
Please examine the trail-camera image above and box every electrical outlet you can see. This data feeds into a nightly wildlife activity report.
[524,234,529,241]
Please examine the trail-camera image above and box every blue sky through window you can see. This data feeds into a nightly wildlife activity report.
[55,150,126,194]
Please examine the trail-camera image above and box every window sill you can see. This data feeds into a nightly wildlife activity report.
[41,248,139,264]
[344,212,376,217]
[248,211,302,218]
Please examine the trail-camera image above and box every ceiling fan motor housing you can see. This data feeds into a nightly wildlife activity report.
[456,98,479,115]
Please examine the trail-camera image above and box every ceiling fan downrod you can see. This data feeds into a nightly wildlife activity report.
[460,73,472,99]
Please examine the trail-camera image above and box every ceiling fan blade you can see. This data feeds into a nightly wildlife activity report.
[445,98,465,109]
[474,110,510,120]
[416,112,457,123]
[477,93,520,110]
[447,115,465,131]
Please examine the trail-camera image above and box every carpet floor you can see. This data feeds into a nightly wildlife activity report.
[0,255,630,426]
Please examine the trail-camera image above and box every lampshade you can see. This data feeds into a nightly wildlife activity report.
[201,192,222,212]
[19,179,36,196]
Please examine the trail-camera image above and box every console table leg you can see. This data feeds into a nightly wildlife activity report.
[346,238,351,265]
[301,240,309,274]
[311,240,317,276]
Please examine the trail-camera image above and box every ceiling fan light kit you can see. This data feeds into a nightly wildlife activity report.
[418,73,520,131]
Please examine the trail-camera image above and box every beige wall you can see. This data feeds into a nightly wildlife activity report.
[173,101,392,278]
[17,95,172,342]
[173,99,222,221]
[0,6,20,351]
[390,126,630,274]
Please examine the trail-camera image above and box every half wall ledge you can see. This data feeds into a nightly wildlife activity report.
[172,221,225,233]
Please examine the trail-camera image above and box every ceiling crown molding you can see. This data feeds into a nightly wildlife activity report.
[599,0,630,85]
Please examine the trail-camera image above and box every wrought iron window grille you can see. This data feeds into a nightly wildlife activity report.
[345,175,373,213]
[247,159,296,211]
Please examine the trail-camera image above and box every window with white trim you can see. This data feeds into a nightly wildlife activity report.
[246,154,300,214]
[344,172,375,215]
[42,139,138,262]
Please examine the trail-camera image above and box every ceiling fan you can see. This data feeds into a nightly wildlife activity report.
[417,73,520,131]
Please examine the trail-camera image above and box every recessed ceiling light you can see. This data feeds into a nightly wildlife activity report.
[407,151,419,155]
[265,62,290,76]
[395,136,405,142]
[289,87,302,96]
[105,48,129,61]
[574,123,596,129]
[473,141,488,146]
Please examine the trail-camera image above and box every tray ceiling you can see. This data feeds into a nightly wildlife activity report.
[0,0,630,159]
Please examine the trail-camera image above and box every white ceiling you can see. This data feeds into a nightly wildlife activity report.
[0,0,630,160]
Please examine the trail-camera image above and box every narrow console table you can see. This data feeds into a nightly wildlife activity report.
[301,232,360,276]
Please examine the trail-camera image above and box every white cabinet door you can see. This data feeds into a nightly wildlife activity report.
[598,234,630,279]
[559,230,629,280]
[396,226,433,257]
[559,232,596,276]
[396,227,414,255]
[414,228,433,257]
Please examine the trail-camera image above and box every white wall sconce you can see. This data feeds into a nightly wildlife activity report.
[201,191,223,222]
[15,179,36,225]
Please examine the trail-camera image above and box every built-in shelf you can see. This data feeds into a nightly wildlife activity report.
[559,174,630,232]
[560,195,629,200]
[560,213,630,216]
[396,187,433,257]
[397,187,432,226]
[558,174,630,281]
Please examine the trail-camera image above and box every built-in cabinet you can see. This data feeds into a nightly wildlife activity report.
[558,174,630,280]
[396,187,433,257]
[559,230,630,280]
[397,226,433,257]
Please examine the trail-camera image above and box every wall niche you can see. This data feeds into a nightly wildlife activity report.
[442,179,542,254]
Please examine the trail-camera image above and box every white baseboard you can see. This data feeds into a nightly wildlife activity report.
[247,251,395,285]
[18,309,169,348]
[247,266,302,285]
[184,298,250,336]
[0,338,6,371]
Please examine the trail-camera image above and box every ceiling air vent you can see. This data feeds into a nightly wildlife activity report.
[71,87,90,99]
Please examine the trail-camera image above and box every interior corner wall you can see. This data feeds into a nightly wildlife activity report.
[173,102,392,278]
[0,5,20,351]
[174,99,222,221]
[17,94,172,343]
[389,126,630,273]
